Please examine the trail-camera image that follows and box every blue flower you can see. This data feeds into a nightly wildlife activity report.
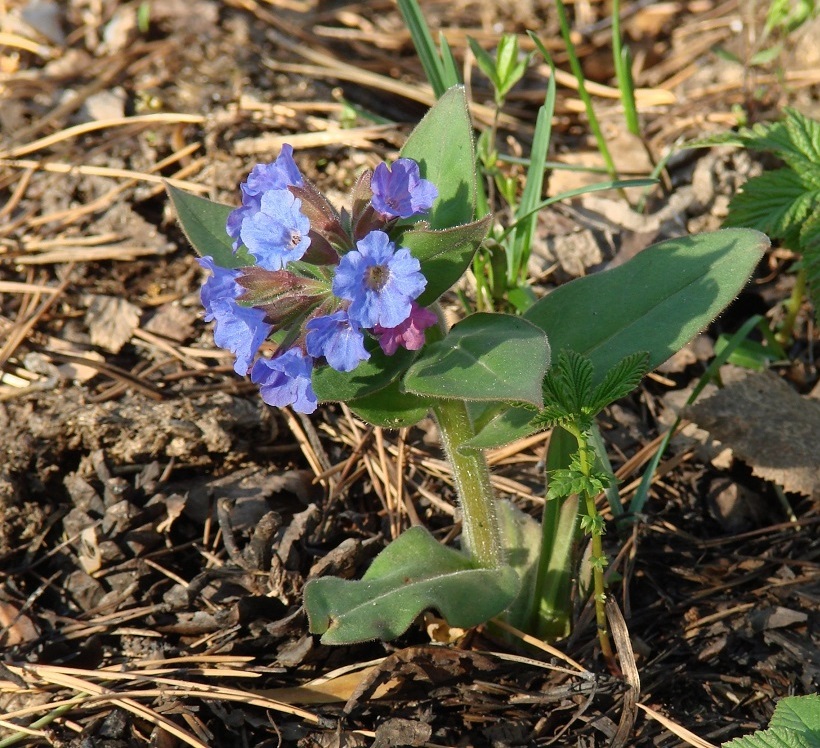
[227,145,304,248]
[251,348,317,414]
[306,311,370,372]
[198,257,272,376]
[370,158,438,219]
[239,189,311,271]
[332,231,426,329]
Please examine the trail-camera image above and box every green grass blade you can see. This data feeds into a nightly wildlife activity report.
[438,31,461,89]
[612,0,640,136]
[510,43,556,284]
[397,0,449,97]
[500,178,657,240]
[548,3,619,182]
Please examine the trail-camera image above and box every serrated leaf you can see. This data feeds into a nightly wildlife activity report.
[468,229,769,448]
[166,184,241,268]
[557,349,594,413]
[588,351,650,413]
[401,86,476,229]
[401,215,491,305]
[722,694,820,748]
[403,313,550,405]
[304,526,520,644]
[769,694,820,735]
[725,168,819,248]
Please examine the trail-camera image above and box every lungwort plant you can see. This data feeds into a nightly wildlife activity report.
[170,86,768,655]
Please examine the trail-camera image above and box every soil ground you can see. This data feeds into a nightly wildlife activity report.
[0,1,818,746]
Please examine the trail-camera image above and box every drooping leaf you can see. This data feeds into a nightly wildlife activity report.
[468,228,769,448]
[304,526,520,644]
[348,378,432,428]
[403,313,550,405]
[401,86,476,229]
[166,184,240,268]
[401,214,491,305]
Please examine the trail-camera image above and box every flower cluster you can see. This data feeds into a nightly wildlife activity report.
[199,148,439,413]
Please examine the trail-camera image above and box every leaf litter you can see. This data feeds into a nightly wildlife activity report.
[0,0,818,745]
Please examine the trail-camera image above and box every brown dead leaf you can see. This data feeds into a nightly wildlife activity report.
[684,370,820,497]
[0,601,39,646]
[86,294,141,353]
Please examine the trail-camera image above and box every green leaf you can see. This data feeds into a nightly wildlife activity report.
[397,0,459,98]
[312,342,418,403]
[166,184,241,268]
[469,228,769,448]
[403,313,550,405]
[722,694,820,748]
[724,168,819,248]
[401,86,477,229]
[468,37,500,90]
[304,526,520,644]
[588,351,649,413]
[348,378,431,428]
[402,215,491,305]
[769,695,820,735]
[493,500,543,632]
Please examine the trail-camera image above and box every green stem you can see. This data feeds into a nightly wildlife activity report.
[574,428,615,664]
[776,264,806,347]
[432,399,504,568]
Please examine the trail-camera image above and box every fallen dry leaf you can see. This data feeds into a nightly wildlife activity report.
[86,294,141,353]
[684,369,820,498]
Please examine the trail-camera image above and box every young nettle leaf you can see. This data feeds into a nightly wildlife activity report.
[534,350,649,431]
[587,351,650,414]
[722,693,820,748]
[547,456,613,502]
[720,108,820,324]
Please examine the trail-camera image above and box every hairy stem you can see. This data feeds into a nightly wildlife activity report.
[432,399,504,568]
[575,429,615,664]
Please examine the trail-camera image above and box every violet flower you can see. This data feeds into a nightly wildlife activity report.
[227,145,304,248]
[239,189,311,271]
[370,158,438,219]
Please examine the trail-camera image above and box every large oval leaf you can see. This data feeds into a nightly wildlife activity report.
[469,228,769,448]
[304,526,520,645]
[312,342,418,403]
[348,378,432,429]
[403,313,550,405]
[401,86,476,229]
